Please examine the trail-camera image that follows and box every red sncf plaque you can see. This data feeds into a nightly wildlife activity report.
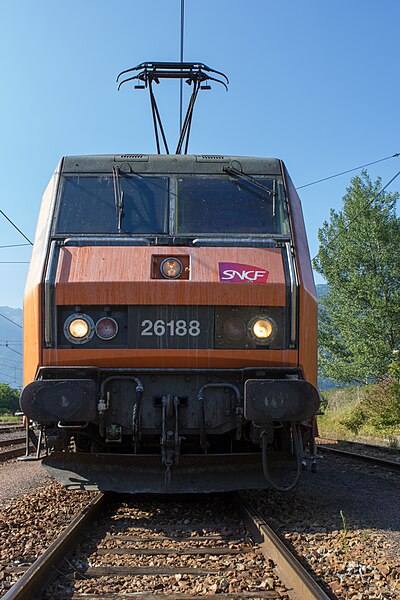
[218,262,269,283]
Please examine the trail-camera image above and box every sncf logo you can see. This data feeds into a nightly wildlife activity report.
[218,262,269,283]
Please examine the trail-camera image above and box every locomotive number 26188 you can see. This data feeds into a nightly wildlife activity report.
[141,319,201,337]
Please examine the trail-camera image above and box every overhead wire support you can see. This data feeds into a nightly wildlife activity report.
[117,62,228,155]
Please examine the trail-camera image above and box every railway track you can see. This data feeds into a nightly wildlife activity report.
[2,493,331,600]
[0,434,26,462]
[317,438,400,470]
[0,425,24,435]
[0,425,41,462]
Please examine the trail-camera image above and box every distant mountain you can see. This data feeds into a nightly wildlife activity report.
[0,306,22,388]
[316,283,329,299]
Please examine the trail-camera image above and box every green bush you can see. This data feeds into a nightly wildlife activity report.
[318,378,400,441]
[0,383,20,415]
[364,378,400,433]
[340,404,367,434]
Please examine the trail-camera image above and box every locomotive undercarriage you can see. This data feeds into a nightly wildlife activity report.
[20,366,320,492]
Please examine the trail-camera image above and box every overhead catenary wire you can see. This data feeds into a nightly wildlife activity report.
[0,313,22,329]
[0,370,16,378]
[0,349,22,356]
[0,370,22,383]
[1,355,22,364]
[0,359,21,369]
[0,243,31,249]
[297,153,399,190]
[0,343,23,356]
[0,352,22,361]
[312,168,400,262]
[0,209,33,245]
[0,378,22,387]
[1,360,23,370]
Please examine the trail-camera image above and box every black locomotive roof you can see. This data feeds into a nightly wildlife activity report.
[61,154,282,176]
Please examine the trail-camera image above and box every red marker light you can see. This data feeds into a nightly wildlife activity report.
[96,317,118,340]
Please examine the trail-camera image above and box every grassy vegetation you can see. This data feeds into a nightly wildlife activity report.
[318,377,400,446]
[0,414,20,422]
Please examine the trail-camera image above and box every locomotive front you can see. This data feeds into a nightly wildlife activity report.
[21,154,319,492]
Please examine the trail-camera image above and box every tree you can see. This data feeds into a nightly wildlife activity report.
[0,383,20,415]
[313,170,400,384]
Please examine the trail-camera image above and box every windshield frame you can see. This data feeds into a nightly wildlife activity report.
[175,173,289,237]
[52,173,170,237]
[51,171,291,241]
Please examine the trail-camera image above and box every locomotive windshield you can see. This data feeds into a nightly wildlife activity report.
[177,176,287,235]
[55,175,169,234]
[55,173,288,236]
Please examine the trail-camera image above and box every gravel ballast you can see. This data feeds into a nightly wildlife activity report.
[0,479,95,595]
[0,459,50,506]
[244,452,400,599]
[0,451,399,598]
[45,495,289,597]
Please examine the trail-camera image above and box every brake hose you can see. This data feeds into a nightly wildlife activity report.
[261,422,302,492]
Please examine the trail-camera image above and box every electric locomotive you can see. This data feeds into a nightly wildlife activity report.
[20,153,320,492]
[20,62,319,492]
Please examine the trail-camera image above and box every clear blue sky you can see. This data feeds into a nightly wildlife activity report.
[1,0,399,308]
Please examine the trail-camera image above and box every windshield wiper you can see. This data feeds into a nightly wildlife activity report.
[112,165,124,232]
[223,165,278,217]
[223,166,275,197]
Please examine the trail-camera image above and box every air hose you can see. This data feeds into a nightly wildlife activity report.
[261,422,302,492]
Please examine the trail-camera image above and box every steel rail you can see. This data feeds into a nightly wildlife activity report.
[318,437,400,454]
[2,492,106,600]
[0,436,25,448]
[0,446,26,462]
[318,445,400,470]
[0,434,35,461]
[5,491,331,599]
[67,595,294,599]
[235,494,331,600]
[0,425,24,434]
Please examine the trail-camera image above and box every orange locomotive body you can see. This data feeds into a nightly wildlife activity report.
[21,154,319,492]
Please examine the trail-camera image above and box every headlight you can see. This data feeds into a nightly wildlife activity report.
[251,318,274,341]
[215,307,283,349]
[96,317,118,340]
[160,257,183,279]
[223,318,247,341]
[64,314,94,344]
